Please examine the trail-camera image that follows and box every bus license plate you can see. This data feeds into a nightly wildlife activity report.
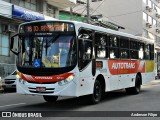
[36,87,46,92]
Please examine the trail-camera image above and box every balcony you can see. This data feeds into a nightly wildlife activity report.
[46,0,77,9]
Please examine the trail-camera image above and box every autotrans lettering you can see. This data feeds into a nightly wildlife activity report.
[112,63,135,69]
[108,60,145,75]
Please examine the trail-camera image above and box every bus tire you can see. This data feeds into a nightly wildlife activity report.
[126,75,141,94]
[89,80,102,104]
[43,95,58,103]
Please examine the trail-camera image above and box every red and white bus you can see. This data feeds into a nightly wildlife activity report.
[10,20,155,104]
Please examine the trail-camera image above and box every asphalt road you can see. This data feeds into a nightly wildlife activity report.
[1,80,160,120]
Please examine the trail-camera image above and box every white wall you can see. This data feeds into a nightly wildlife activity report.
[90,0,143,35]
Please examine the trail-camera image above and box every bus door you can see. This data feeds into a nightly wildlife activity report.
[78,29,94,94]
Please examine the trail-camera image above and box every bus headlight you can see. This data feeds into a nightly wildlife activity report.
[16,72,21,79]
[16,74,20,79]
[58,75,74,86]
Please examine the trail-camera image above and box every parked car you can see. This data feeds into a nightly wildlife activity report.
[2,70,17,91]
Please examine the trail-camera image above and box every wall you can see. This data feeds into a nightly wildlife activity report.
[90,0,143,35]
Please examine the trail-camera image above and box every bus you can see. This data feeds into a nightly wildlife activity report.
[10,20,155,104]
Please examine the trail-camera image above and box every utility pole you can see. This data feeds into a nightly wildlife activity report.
[70,7,73,20]
[87,0,90,23]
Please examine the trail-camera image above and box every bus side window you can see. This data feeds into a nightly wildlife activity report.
[109,35,119,59]
[150,44,154,60]
[138,42,144,59]
[119,37,129,59]
[109,36,119,47]
[144,44,150,60]
[95,33,108,58]
[109,48,119,59]
[130,40,138,59]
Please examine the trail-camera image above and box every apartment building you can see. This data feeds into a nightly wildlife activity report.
[85,0,160,76]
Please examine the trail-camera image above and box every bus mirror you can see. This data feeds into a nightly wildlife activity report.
[10,34,19,55]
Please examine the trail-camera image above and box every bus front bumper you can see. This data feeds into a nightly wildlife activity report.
[16,78,77,97]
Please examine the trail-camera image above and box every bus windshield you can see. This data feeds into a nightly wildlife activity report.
[17,22,77,69]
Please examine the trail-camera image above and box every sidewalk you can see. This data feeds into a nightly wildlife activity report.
[143,79,160,86]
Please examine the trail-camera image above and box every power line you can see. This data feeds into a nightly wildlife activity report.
[107,10,142,18]
[73,6,87,13]
[92,9,141,33]
[90,0,105,15]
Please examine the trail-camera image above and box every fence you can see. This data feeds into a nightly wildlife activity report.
[0,63,16,79]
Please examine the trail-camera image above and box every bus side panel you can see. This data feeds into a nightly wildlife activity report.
[142,60,155,84]
[95,59,110,91]
[76,63,95,96]
[118,74,136,89]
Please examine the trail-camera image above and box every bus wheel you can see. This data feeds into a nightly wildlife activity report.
[126,75,141,94]
[43,95,58,103]
[89,80,102,104]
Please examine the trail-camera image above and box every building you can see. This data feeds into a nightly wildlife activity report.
[82,0,160,77]
[60,0,124,31]
[0,0,76,78]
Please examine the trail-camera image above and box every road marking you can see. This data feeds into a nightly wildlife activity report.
[0,103,26,108]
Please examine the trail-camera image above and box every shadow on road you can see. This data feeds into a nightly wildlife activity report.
[4,89,149,112]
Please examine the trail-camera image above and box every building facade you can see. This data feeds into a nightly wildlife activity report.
[0,0,76,78]
[86,0,160,76]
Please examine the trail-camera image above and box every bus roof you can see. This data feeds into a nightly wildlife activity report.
[20,20,154,44]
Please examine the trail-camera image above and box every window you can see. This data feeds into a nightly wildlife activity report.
[120,37,129,48]
[10,0,19,5]
[144,44,150,60]
[109,48,119,59]
[155,5,158,12]
[130,50,138,59]
[143,12,147,21]
[95,33,107,46]
[153,19,157,26]
[96,46,106,58]
[130,40,137,50]
[0,34,9,56]
[150,44,154,60]
[119,37,129,59]
[143,0,147,4]
[138,42,144,51]
[78,29,93,70]
[120,49,129,59]
[95,33,108,58]
[148,15,152,24]
[148,0,152,8]
[109,36,119,47]
[108,35,119,59]
[130,40,138,59]
[157,7,160,14]
[138,42,144,59]
[19,0,36,11]
[47,4,56,18]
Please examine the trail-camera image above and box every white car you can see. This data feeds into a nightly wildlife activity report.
[2,70,17,91]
